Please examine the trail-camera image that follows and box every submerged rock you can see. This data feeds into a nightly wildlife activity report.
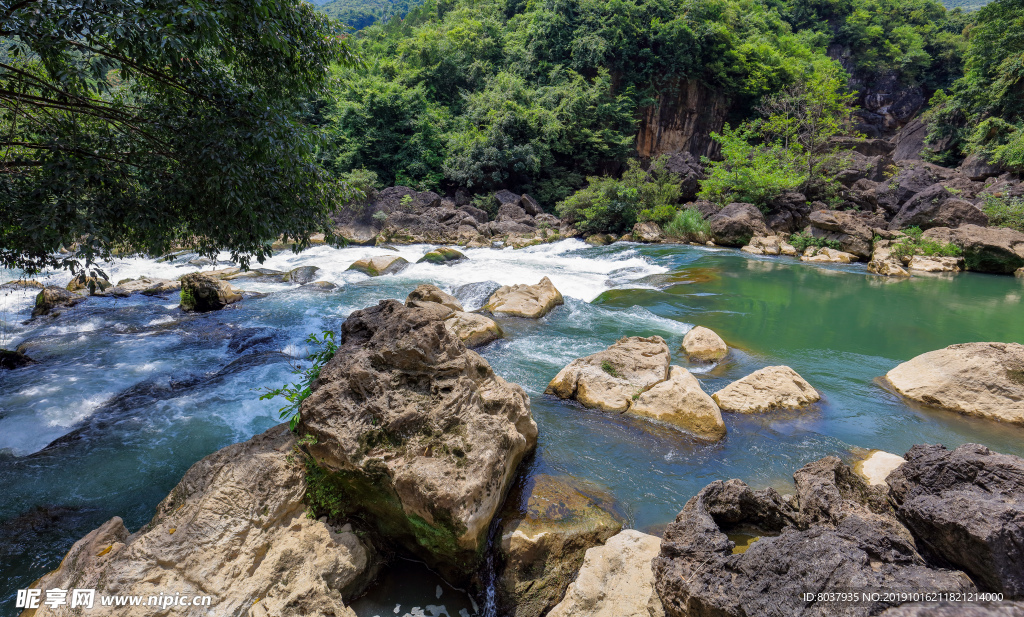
[884,342,1024,425]
[630,366,725,440]
[32,286,84,318]
[298,300,537,580]
[548,529,665,617]
[712,365,820,413]
[346,254,410,277]
[498,475,622,617]
[485,276,564,319]
[299,281,339,291]
[417,246,467,265]
[888,443,1024,597]
[179,272,242,312]
[654,457,975,617]
[546,336,671,413]
[681,326,728,362]
[26,425,378,617]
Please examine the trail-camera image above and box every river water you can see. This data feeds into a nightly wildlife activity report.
[2,240,1024,616]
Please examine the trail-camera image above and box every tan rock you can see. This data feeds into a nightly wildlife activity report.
[346,254,409,277]
[884,342,1024,425]
[800,247,857,263]
[853,449,905,486]
[868,259,910,277]
[712,365,820,413]
[100,277,181,297]
[547,530,665,617]
[179,272,241,312]
[546,337,671,412]
[745,235,782,255]
[740,245,765,256]
[26,425,375,617]
[485,276,564,318]
[446,311,503,347]
[780,241,798,256]
[908,255,961,273]
[1016,267,1024,278]
[32,286,85,318]
[633,222,665,243]
[66,273,111,294]
[630,367,725,440]
[405,283,464,311]
[681,326,728,362]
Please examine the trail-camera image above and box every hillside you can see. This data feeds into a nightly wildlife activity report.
[316,0,421,29]
[942,0,991,9]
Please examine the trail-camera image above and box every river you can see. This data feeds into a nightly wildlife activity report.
[2,239,1024,616]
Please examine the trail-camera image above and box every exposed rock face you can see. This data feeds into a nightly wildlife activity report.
[498,475,622,617]
[712,366,820,413]
[801,246,858,263]
[908,255,962,273]
[418,247,467,265]
[923,225,1024,274]
[445,311,503,348]
[889,184,989,230]
[179,272,242,312]
[633,222,665,243]
[654,456,975,617]
[31,286,84,318]
[852,450,906,486]
[808,209,885,258]
[662,150,704,202]
[959,153,1005,181]
[406,284,464,311]
[630,366,726,440]
[485,277,564,319]
[891,118,929,161]
[708,203,770,246]
[888,443,1024,597]
[546,336,671,413]
[346,254,410,277]
[681,326,728,362]
[548,530,665,617]
[297,300,537,579]
[636,78,729,160]
[26,425,377,617]
[884,342,1024,425]
[764,192,812,234]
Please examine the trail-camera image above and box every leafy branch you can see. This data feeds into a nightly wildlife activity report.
[260,331,338,432]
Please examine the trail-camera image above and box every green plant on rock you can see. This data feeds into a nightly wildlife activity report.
[889,227,963,261]
[982,195,1024,232]
[372,210,389,223]
[601,360,620,378]
[788,232,842,253]
[663,208,712,242]
[179,287,196,311]
[260,331,338,431]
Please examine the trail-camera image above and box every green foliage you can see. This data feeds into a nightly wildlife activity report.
[318,0,423,30]
[556,156,682,235]
[340,168,380,197]
[179,287,196,312]
[260,331,339,432]
[889,226,963,261]
[789,232,842,252]
[699,125,808,209]
[982,194,1024,232]
[0,0,359,273]
[664,208,712,242]
[601,361,619,377]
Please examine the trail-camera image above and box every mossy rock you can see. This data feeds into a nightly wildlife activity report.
[347,255,410,276]
[417,247,467,265]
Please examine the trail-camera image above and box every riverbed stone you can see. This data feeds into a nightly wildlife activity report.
[485,276,564,318]
[32,286,85,318]
[418,246,467,265]
[0,348,36,369]
[630,366,726,440]
[633,222,665,243]
[884,342,1024,425]
[25,424,377,617]
[284,265,321,284]
[852,449,906,486]
[888,443,1024,597]
[405,283,464,311]
[66,272,111,294]
[546,336,671,413]
[498,475,622,617]
[800,246,858,263]
[547,530,665,617]
[347,254,410,277]
[712,366,820,413]
[741,235,783,256]
[445,311,503,348]
[179,272,242,312]
[908,255,962,273]
[681,326,728,362]
[297,300,537,580]
[101,277,181,297]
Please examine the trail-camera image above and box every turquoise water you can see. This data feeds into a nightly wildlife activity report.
[2,240,1023,615]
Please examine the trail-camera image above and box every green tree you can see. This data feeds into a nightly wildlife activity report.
[1,0,357,272]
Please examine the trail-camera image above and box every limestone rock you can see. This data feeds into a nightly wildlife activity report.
[884,342,1024,425]
[922,225,1024,274]
[406,283,464,311]
[498,475,622,617]
[708,203,770,247]
[808,210,881,258]
[417,247,467,265]
[868,240,911,277]
[66,272,111,294]
[346,254,410,277]
[547,530,664,617]
[445,311,503,348]
[297,300,537,580]
[100,277,181,298]
[179,272,242,312]
[800,246,858,263]
[285,265,321,284]
[32,286,85,318]
[633,222,665,243]
[546,336,671,413]
[908,255,962,273]
[681,326,728,362]
[743,235,782,256]
[779,241,798,256]
[888,443,1024,597]
[852,450,905,486]
[25,425,376,617]
[630,367,726,440]
[0,279,43,290]
[712,365,820,413]
[485,277,564,319]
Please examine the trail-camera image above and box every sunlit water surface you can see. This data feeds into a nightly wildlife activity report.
[2,240,1024,615]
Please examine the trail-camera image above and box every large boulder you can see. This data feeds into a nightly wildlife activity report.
[663,150,704,202]
[346,254,410,277]
[547,530,665,617]
[800,246,858,263]
[875,165,941,216]
[66,272,111,294]
[808,210,884,258]
[179,272,242,312]
[284,265,321,285]
[297,300,538,580]
[923,225,1024,274]
[633,222,665,243]
[546,336,671,413]
[629,366,726,440]
[884,342,1024,425]
[446,311,503,348]
[497,475,622,617]
[654,457,975,617]
[959,152,1004,181]
[889,184,989,230]
[712,365,820,413]
[708,203,770,246]
[681,326,728,362]
[25,425,378,617]
[485,277,564,319]
[101,277,181,298]
[764,193,812,234]
[417,247,467,265]
[31,286,84,318]
[887,443,1024,597]
[406,283,464,311]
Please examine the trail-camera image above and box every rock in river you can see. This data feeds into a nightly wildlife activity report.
[884,342,1024,425]
[417,246,467,265]
[25,425,378,617]
[32,286,84,318]
[712,365,820,413]
[630,367,726,440]
[406,283,464,311]
[346,254,410,277]
[446,311,503,348]
[546,336,671,413]
[179,272,242,312]
[681,326,728,362]
[297,300,538,580]
[485,276,564,318]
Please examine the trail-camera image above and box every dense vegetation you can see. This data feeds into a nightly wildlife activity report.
[317,0,422,30]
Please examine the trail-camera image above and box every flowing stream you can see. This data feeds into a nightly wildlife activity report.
[3,240,1024,616]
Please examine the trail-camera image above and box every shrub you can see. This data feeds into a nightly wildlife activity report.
[889,227,963,261]
[982,195,1024,232]
[372,211,388,223]
[472,194,499,220]
[698,125,808,211]
[663,208,711,242]
[638,203,678,225]
[788,232,842,253]
[260,331,338,431]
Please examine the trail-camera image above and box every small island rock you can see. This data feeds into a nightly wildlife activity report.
[712,365,820,413]
[485,276,564,318]
[681,326,728,362]
[346,254,410,277]
[546,336,671,412]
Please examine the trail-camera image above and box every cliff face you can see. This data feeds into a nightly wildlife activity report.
[636,79,729,160]
[829,44,927,138]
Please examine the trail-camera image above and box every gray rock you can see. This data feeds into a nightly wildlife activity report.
[452,281,502,312]
[521,194,544,216]
[876,166,940,215]
[891,118,929,162]
[32,286,85,318]
[890,184,989,230]
[923,225,1024,273]
[959,153,1004,181]
[663,150,705,202]
[808,210,884,258]
[285,265,320,285]
[708,203,770,246]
